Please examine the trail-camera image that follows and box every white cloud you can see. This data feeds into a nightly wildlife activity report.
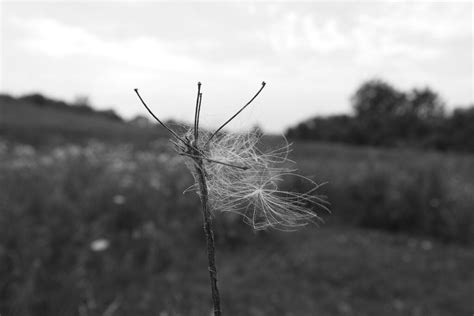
[350,21,440,66]
[356,3,472,41]
[11,15,273,81]
[13,17,202,73]
[303,18,349,53]
[350,3,472,65]
[253,2,472,68]
[257,11,349,54]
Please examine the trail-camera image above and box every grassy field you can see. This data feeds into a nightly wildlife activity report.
[0,137,473,315]
[292,141,474,243]
[0,97,166,146]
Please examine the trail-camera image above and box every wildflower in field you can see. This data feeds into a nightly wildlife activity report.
[112,194,126,205]
[90,238,110,252]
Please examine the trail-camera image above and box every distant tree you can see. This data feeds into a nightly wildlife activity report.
[71,95,95,115]
[398,88,446,144]
[442,106,474,152]
[130,115,153,128]
[407,88,445,119]
[305,115,356,142]
[0,93,15,103]
[286,122,311,140]
[73,95,91,107]
[20,93,49,106]
[98,109,123,122]
[352,79,407,118]
[286,78,471,152]
[350,79,408,145]
[350,80,447,146]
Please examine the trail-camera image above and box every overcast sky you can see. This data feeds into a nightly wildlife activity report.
[1,1,472,133]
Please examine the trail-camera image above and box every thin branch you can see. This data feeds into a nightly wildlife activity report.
[196,92,203,139]
[194,82,202,141]
[134,89,188,145]
[205,81,266,146]
[179,152,249,170]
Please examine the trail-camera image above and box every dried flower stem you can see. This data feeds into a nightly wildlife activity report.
[193,152,221,316]
[134,81,325,315]
[192,83,222,315]
[134,84,225,314]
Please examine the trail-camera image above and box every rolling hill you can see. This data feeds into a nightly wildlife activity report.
[0,93,167,146]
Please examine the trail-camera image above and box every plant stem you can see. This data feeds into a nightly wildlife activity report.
[194,157,222,316]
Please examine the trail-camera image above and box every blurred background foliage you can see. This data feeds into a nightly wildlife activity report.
[0,79,473,315]
[287,79,474,152]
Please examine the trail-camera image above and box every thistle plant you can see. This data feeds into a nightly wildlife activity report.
[134,82,327,315]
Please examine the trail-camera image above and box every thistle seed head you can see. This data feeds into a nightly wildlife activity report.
[135,82,328,231]
[184,130,328,231]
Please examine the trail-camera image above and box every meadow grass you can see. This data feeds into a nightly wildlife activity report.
[0,138,472,315]
[291,141,474,243]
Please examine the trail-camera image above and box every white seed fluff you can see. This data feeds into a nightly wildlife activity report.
[182,131,328,231]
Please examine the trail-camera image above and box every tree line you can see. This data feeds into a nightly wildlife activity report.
[286,79,474,152]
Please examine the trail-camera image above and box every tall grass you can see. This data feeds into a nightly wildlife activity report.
[1,139,472,315]
[293,141,474,243]
[0,140,195,315]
